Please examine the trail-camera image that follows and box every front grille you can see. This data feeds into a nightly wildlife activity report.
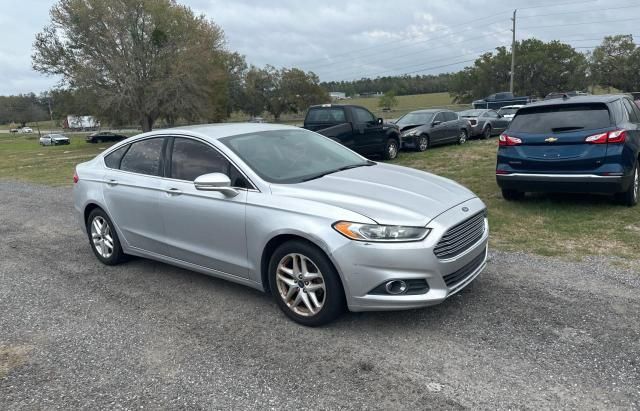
[434,211,486,259]
[442,249,486,288]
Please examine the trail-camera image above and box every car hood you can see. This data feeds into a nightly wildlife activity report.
[270,163,476,226]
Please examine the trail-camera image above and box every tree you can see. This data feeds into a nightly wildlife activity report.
[32,0,229,131]
[449,39,589,102]
[280,68,329,114]
[378,91,398,110]
[591,35,638,92]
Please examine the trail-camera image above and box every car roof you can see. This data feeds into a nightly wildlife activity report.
[526,94,624,108]
[499,105,524,109]
[407,109,444,114]
[141,123,300,141]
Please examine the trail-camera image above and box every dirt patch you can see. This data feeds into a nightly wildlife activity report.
[0,345,30,379]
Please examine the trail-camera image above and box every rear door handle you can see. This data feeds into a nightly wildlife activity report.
[107,179,118,186]
[165,188,182,195]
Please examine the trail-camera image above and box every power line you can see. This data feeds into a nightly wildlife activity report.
[518,3,640,18]
[519,16,639,30]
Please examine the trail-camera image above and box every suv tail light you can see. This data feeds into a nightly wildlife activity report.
[585,129,626,144]
[499,134,522,146]
[73,170,79,184]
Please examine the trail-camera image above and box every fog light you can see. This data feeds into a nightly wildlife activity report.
[384,280,408,295]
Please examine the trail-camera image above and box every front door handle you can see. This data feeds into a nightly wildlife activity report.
[165,188,182,195]
[107,179,118,186]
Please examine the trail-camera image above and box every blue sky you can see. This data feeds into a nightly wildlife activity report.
[1,0,639,94]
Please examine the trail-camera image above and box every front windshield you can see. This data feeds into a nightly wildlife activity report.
[396,112,434,126]
[221,129,371,184]
[458,109,485,117]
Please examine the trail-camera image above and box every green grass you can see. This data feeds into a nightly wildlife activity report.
[1,131,639,259]
[392,139,640,259]
[0,132,133,185]
[344,92,468,119]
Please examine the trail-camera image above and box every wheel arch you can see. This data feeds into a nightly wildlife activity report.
[259,233,344,295]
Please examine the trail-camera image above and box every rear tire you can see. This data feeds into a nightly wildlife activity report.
[383,138,399,160]
[268,240,345,326]
[86,208,125,265]
[502,188,524,201]
[615,163,638,207]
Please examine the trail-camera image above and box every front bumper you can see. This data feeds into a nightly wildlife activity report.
[331,197,489,312]
[496,173,632,193]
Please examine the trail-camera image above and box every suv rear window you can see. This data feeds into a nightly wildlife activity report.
[509,104,612,133]
[306,108,346,123]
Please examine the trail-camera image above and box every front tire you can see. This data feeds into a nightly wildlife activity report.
[86,208,125,265]
[268,240,345,326]
[383,138,399,160]
[415,135,429,152]
[482,125,492,139]
[615,162,639,207]
[457,129,468,145]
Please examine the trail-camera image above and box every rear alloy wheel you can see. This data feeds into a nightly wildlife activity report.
[383,138,399,160]
[416,135,429,152]
[502,188,524,201]
[269,240,345,326]
[616,163,639,207]
[482,125,492,139]
[457,129,468,145]
[87,208,125,265]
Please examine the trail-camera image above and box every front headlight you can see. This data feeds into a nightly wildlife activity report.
[333,221,430,242]
[402,128,420,137]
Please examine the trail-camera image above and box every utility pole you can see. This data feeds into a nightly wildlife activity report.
[510,9,517,94]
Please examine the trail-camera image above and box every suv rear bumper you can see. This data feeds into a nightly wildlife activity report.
[496,173,633,193]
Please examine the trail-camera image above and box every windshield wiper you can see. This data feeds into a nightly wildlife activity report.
[301,161,376,182]
[551,126,584,132]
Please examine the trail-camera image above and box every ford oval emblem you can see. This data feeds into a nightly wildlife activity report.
[462,207,469,212]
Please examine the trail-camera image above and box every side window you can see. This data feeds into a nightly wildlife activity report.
[104,145,129,169]
[445,112,458,121]
[622,99,639,123]
[433,112,445,123]
[487,110,499,118]
[630,100,640,122]
[120,138,165,176]
[353,107,375,123]
[487,94,496,101]
[170,138,249,188]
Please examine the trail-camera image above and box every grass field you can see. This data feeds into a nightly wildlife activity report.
[0,132,135,185]
[1,131,639,259]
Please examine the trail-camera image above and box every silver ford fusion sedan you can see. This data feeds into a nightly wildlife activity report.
[73,123,488,326]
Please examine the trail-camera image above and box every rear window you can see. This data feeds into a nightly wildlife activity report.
[509,104,612,133]
[306,108,346,123]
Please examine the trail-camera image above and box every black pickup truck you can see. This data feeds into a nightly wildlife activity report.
[472,92,531,110]
[303,104,401,160]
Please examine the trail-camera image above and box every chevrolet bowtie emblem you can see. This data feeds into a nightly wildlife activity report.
[545,137,558,143]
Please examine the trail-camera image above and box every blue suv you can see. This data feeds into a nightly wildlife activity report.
[496,94,640,206]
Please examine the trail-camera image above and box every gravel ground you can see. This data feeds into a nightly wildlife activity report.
[1,181,639,410]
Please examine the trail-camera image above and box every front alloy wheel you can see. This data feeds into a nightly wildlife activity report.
[275,253,326,317]
[268,240,345,326]
[458,130,468,145]
[416,136,429,152]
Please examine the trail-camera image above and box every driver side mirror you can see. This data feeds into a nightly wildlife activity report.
[194,173,239,197]
[377,118,383,125]
[432,120,442,126]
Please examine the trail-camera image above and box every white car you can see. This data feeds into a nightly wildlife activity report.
[497,105,525,121]
[40,133,71,146]
[18,127,34,133]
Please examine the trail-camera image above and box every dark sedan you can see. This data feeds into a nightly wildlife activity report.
[458,109,510,139]
[86,131,128,143]
[396,109,471,151]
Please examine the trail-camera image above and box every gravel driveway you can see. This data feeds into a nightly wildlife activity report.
[1,181,638,409]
